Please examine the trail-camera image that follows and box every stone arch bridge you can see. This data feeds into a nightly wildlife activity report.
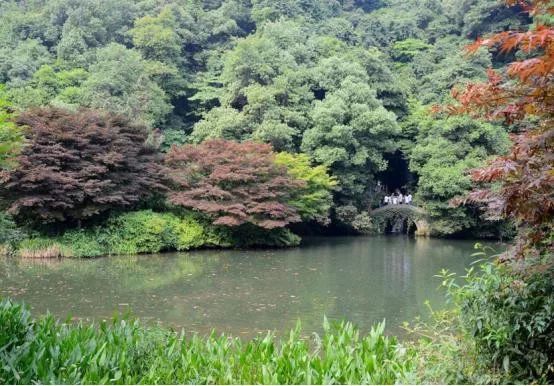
[369,204,430,236]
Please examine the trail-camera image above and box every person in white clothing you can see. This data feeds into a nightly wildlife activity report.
[392,196,398,205]
[407,194,412,205]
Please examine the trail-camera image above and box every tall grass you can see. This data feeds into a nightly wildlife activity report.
[0,298,414,384]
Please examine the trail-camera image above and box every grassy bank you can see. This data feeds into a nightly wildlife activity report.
[0,298,413,384]
[1,210,301,258]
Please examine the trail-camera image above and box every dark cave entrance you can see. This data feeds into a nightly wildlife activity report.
[376,150,416,194]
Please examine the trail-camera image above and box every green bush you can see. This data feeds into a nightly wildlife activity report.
[274,152,337,225]
[104,211,175,254]
[407,258,554,384]
[102,210,233,254]
[449,260,554,383]
[0,212,26,254]
[0,298,414,384]
[60,230,107,258]
[227,225,301,248]
[11,210,259,258]
[11,210,303,257]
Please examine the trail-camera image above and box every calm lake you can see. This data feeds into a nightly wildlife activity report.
[0,236,502,338]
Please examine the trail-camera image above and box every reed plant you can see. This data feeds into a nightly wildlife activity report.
[0,298,414,384]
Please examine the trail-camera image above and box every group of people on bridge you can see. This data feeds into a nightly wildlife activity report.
[382,191,413,206]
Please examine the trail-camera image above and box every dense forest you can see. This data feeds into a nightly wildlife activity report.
[0,0,531,253]
[0,0,537,255]
[0,0,553,383]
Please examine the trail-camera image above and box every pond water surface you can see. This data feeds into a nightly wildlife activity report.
[0,236,502,337]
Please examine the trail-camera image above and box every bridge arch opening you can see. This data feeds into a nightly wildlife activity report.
[383,217,417,235]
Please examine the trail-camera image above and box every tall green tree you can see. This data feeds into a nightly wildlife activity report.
[301,78,399,207]
[78,44,172,127]
[406,104,510,235]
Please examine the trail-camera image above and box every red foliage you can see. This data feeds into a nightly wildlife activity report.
[2,108,166,226]
[449,0,553,258]
[165,139,303,229]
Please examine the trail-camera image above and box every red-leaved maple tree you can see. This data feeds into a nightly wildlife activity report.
[449,0,553,258]
[166,139,304,229]
[2,108,166,227]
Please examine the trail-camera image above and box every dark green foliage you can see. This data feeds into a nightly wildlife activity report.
[225,225,301,248]
[0,212,26,253]
[0,298,414,384]
[435,258,554,383]
[405,104,510,236]
[402,253,553,385]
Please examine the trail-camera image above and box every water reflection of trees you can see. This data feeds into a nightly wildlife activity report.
[0,238,486,338]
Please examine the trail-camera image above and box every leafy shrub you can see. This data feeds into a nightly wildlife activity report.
[166,139,303,229]
[170,215,212,250]
[448,260,554,383]
[11,210,242,258]
[409,259,554,384]
[104,211,174,254]
[103,210,231,254]
[351,212,376,234]
[274,152,337,225]
[228,225,301,248]
[60,230,107,258]
[0,212,26,253]
[0,298,414,384]
[2,107,166,227]
[334,204,376,233]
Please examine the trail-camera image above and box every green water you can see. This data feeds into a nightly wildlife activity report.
[0,236,501,337]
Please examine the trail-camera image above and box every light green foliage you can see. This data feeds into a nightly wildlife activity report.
[14,211,234,258]
[302,78,400,206]
[0,91,23,171]
[0,298,414,384]
[391,38,432,62]
[97,210,228,255]
[275,152,336,224]
[102,211,177,255]
[5,65,88,109]
[79,44,172,127]
[406,103,509,236]
[130,7,182,63]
